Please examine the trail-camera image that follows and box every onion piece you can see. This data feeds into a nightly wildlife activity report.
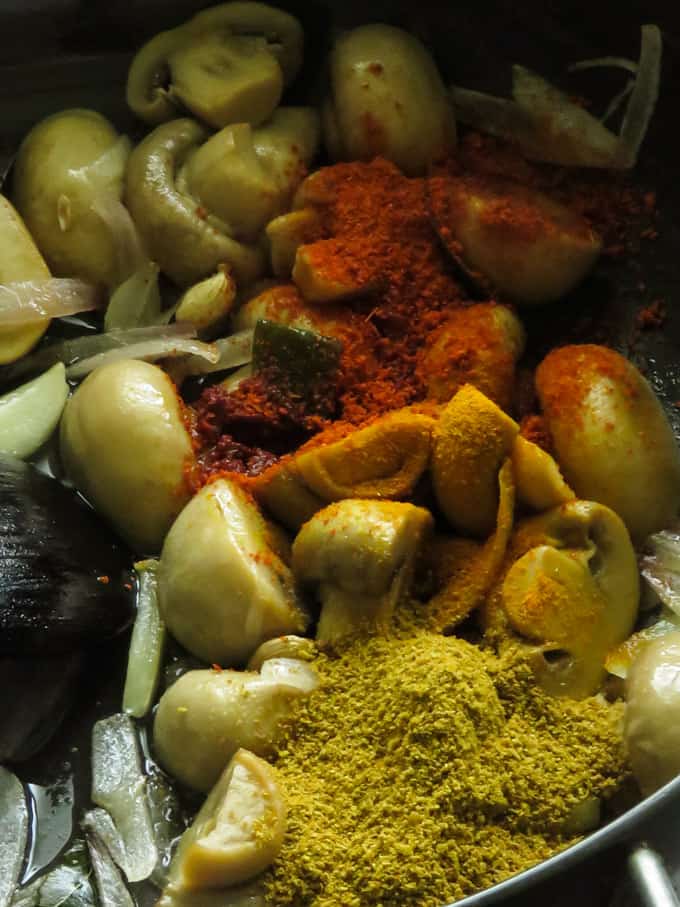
[145,758,187,888]
[91,714,158,883]
[13,838,97,907]
[104,261,162,332]
[0,279,102,326]
[641,526,680,617]
[85,829,134,907]
[568,56,638,74]
[172,329,254,379]
[66,333,218,380]
[605,608,680,679]
[123,560,165,719]
[220,362,253,393]
[0,361,68,459]
[451,24,662,169]
[615,24,662,168]
[0,322,197,386]
[0,767,29,907]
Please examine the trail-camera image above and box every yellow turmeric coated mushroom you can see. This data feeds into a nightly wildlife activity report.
[431,385,519,537]
[489,499,639,698]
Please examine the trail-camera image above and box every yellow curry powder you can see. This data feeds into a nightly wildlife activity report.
[265,628,627,907]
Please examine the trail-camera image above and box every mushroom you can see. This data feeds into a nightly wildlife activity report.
[59,359,195,553]
[536,344,680,542]
[493,500,639,698]
[431,384,519,537]
[158,478,307,665]
[255,408,435,530]
[12,109,135,288]
[124,119,265,287]
[420,302,526,410]
[511,435,575,513]
[624,631,680,795]
[126,2,303,129]
[125,109,319,287]
[160,749,285,898]
[154,659,318,791]
[427,173,602,305]
[0,195,51,363]
[292,499,433,645]
[323,24,456,176]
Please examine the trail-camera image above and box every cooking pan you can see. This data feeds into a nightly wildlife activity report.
[1,1,679,905]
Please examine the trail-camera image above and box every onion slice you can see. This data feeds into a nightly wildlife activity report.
[66,333,218,379]
[0,279,102,326]
[640,526,680,617]
[451,24,662,169]
[0,767,29,907]
[91,714,158,883]
[123,560,165,719]
[170,329,254,381]
[104,261,162,332]
[86,829,135,907]
[0,361,69,459]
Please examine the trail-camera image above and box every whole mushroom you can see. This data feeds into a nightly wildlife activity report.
[60,358,196,553]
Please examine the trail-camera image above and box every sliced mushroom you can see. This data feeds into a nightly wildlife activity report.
[12,109,134,288]
[127,2,303,128]
[60,359,195,553]
[491,499,639,698]
[511,435,575,513]
[292,499,433,645]
[162,749,285,894]
[154,661,317,791]
[536,344,680,542]
[323,24,456,175]
[431,384,519,537]
[158,478,307,665]
[125,118,265,287]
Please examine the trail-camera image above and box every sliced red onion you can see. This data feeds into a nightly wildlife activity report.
[123,560,165,719]
[0,279,102,326]
[0,767,29,907]
[91,714,158,883]
[66,333,218,379]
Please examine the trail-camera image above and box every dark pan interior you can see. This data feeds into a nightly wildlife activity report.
[1,1,679,905]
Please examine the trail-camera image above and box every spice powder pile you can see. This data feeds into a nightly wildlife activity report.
[265,629,627,907]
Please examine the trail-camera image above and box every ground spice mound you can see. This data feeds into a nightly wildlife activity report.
[265,630,628,907]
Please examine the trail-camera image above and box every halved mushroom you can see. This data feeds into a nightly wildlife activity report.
[511,435,575,513]
[158,478,306,665]
[154,660,317,791]
[292,499,433,645]
[256,409,435,529]
[431,384,519,537]
[536,344,680,542]
[490,499,639,698]
[323,24,456,176]
[127,2,304,128]
[161,749,285,896]
[12,109,137,289]
[420,302,525,410]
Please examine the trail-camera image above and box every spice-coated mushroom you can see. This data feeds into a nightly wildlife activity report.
[323,24,456,176]
[292,498,433,645]
[536,344,680,542]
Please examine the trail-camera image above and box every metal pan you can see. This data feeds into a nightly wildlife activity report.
[1,1,679,905]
